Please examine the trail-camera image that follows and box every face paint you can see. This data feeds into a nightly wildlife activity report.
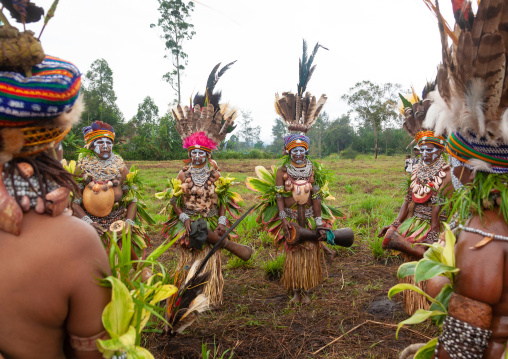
[420,144,440,165]
[94,138,113,159]
[291,146,306,165]
[190,149,207,166]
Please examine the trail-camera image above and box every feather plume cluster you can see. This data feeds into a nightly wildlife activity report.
[423,0,508,145]
[172,62,237,147]
[168,260,210,335]
[275,39,328,134]
[172,103,237,145]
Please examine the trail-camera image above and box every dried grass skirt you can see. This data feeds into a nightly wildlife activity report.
[281,243,323,292]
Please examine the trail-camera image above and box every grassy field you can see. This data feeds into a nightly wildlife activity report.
[126,155,437,359]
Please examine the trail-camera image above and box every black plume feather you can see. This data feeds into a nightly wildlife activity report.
[297,40,328,95]
[0,0,44,24]
[193,60,237,110]
[170,271,210,328]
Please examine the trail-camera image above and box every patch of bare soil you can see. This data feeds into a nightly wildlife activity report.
[143,235,437,358]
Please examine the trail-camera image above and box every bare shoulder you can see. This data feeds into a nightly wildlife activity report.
[177,170,186,180]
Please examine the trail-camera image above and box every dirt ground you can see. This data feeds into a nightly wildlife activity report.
[133,158,438,359]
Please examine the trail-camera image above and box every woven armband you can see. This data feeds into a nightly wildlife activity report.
[69,330,108,351]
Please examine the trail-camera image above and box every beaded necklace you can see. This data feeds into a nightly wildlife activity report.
[410,156,449,196]
[189,164,210,187]
[286,159,313,180]
[78,154,124,182]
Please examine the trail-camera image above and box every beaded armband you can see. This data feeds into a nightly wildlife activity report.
[390,219,401,229]
[315,216,323,226]
[179,213,190,223]
[121,184,129,191]
[73,198,82,205]
[125,219,135,226]
[405,191,413,202]
[279,210,287,220]
[312,184,321,192]
[218,216,227,226]
[78,183,85,190]
[81,215,93,224]
[426,230,439,242]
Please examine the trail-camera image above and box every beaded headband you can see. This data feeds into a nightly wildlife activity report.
[84,130,115,146]
[284,134,309,152]
[415,131,445,148]
[447,131,508,174]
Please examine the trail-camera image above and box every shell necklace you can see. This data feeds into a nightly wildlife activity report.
[410,157,449,196]
[189,164,210,187]
[286,159,313,180]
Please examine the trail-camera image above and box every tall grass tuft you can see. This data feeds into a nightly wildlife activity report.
[262,254,285,280]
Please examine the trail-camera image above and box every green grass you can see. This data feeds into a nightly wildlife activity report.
[262,254,285,280]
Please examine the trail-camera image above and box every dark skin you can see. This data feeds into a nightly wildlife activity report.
[73,137,137,236]
[276,149,323,240]
[378,145,452,241]
[0,192,111,359]
[435,209,508,359]
[172,151,226,237]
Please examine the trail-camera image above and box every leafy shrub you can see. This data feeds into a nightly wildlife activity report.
[386,149,395,156]
[262,254,285,280]
[340,148,358,160]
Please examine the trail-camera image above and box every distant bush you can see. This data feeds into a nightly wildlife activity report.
[213,150,272,160]
[340,148,358,160]
[326,153,340,160]
[386,149,395,156]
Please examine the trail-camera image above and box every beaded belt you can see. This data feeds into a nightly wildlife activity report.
[284,207,314,219]
[435,316,491,359]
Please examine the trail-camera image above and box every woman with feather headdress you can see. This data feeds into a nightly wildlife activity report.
[379,83,454,316]
[247,40,344,303]
[157,61,243,306]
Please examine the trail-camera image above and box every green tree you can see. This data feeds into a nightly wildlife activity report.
[151,0,195,103]
[239,110,261,148]
[133,96,159,140]
[267,118,288,155]
[322,115,355,156]
[82,58,124,134]
[307,112,330,158]
[342,81,401,159]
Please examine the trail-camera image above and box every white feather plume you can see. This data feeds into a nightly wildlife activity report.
[460,78,486,137]
[467,158,492,172]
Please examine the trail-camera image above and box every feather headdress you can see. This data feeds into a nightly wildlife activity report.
[172,62,237,152]
[275,39,328,134]
[401,82,436,138]
[423,0,508,173]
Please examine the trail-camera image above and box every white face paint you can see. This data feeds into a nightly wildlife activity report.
[291,146,306,165]
[94,138,113,159]
[420,144,440,165]
[190,149,207,165]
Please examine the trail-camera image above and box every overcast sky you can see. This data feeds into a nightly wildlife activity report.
[28,0,457,143]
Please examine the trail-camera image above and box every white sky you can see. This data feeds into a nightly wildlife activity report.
[28,0,455,143]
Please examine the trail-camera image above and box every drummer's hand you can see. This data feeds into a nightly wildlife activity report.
[184,219,191,234]
[377,225,392,238]
[281,218,291,239]
[318,229,327,241]
[92,223,106,236]
[215,224,226,236]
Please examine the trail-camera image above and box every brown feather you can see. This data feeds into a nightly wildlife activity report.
[474,32,505,122]
[437,66,451,104]
[456,31,475,90]
[284,92,296,124]
[305,95,317,126]
[312,94,328,123]
[499,2,508,109]
[471,0,503,54]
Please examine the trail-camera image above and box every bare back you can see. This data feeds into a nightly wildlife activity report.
[454,210,508,358]
[0,211,111,359]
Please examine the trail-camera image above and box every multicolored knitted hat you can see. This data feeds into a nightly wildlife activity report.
[0,56,83,161]
[422,1,508,173]
[284,134,309,152]
[172,62,237,154]
[83,121,115,147]
[415,131,445,148]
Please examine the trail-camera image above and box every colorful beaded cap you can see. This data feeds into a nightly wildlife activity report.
[284,134,309,151]
[0,56,81,125]
[447,131,508,174]
[83,121,115,146]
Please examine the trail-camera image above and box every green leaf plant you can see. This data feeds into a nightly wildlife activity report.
[98,229,178,358]
[387,224,458,358]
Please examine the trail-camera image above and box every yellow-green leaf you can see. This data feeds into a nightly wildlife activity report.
[97,325,136,353]
[396,309,445,338]
[388,283,437,305]
[397,261,417,279]
[414,258,459,284]
[414,338,438,359]
[443,224,456,267]
[102,276,135,338]
[151,284,178,304]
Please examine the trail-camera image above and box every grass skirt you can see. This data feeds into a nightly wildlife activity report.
[281,242,323,292]
[175,243,224,306]
[400,254,430,315]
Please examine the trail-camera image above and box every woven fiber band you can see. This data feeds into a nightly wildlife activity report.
[188,145,212,153]
[447,131,508,171]
[416,131,445,148]
[84,130,115,145]
[15,125,71,156]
